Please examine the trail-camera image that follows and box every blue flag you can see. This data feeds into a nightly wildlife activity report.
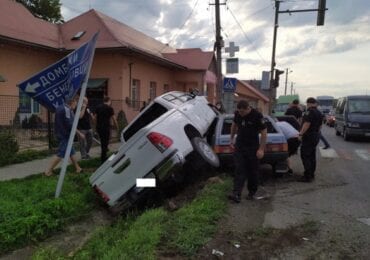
[17,32,99,112]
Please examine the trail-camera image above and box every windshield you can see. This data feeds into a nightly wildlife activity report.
[348,99,370,113]
[317,100,333,106]
[275,103,289,112]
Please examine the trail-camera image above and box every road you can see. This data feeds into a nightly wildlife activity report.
[263,124,370,257]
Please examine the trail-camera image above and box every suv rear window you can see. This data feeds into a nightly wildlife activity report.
[123,103,168,141]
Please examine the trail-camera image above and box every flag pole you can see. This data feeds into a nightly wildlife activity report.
[55,33,98,198]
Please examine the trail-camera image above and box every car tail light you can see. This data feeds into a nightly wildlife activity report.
[147,132,173,153]
[265,143,288,152]
[213,145,234,154]
[93,185,110,202]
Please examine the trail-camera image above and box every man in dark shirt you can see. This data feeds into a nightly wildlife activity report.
[44,96,83,176]
[93,97,118,163]
[77,97,93,159]
[298,97,323,182]
[228,100,267,202]
[285,99,303,124]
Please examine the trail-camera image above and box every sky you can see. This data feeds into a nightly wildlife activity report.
[60,0,370,102]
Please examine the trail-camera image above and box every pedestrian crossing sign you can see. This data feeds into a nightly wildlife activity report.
[223,77,237,93]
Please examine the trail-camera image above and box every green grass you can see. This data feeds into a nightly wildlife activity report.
[32,177,231,259]
[0,160,99,254]
[163,179,230,255]
[0,149,51,167]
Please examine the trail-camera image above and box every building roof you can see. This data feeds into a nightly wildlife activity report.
[0,0,60,48]
[238,80,269,102]
[0,0,214,70]
[163,49,214,70]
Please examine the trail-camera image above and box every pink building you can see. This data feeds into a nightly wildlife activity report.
[0,0,269,126]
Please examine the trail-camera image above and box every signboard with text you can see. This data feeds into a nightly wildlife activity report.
[17,33,99,112]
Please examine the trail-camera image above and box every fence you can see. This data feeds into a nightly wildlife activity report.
[0,95,146,151]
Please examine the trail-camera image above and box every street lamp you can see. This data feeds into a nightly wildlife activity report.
[284,68,292,95]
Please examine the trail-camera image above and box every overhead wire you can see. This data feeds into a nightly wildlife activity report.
[225,2,270,65]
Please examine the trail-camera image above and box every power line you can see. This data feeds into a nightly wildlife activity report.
[226,3,270,65]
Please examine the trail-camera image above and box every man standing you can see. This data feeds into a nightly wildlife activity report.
[44,96,83,176]
[298,97,323,182]
[285,99,303,124]
[77,96,93,159]
[228,100,267,202]
[93,97,118,163]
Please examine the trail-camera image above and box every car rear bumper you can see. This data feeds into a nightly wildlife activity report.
[217,151,289,166]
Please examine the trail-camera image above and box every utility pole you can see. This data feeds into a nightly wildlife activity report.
[214,0,224,103]
[269,0,327,113]
[284,68,292,95]
[290,82,294,95]
[269,0,280,114]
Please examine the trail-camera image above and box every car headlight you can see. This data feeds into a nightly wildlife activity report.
[348,122,360,128]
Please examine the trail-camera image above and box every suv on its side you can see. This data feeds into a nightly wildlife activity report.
[90,91,219,213]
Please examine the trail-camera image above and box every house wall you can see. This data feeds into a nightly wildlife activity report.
[0,42,60,125]
[0,43,219,125]
[235,81,269,114]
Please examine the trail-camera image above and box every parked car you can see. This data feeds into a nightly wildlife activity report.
[210,114,289,174]
[334,95,370,140]
[275,115,301,130]
[89,91,219,213]
[325,111,336,127]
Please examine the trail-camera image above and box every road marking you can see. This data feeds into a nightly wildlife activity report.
[354,149,370,161]
[357,218,370,226]
[136,178,156,187]
[319,147,339,158]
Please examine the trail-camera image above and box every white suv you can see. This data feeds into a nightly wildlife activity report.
[90,91,219,212]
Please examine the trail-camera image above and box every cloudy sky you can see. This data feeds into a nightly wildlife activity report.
[60,0,370,101]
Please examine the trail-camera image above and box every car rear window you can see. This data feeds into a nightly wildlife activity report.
[123,103,168,141]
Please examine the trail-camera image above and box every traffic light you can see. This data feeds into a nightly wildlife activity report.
[317,0,326,26]
[273,69,284,88]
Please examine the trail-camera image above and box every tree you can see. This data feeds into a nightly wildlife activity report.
[16,0,64,23]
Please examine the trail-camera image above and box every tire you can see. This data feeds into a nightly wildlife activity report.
[335,125,341,136]
[191,137,220,168]
[343,128,351,141]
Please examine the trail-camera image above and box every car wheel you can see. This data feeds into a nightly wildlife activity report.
[343,128,351,141]
[191,137,220,168]
[335,125,341,136]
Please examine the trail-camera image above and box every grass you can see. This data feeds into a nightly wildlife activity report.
[0,149,51,167]
[32,177,232,259]
[0,159,99,255]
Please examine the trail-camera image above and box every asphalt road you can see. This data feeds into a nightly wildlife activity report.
[262,124,370,256]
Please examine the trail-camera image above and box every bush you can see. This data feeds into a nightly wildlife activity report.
[0,130,19,166]
[21,114,43,129]
[117,110,128,137]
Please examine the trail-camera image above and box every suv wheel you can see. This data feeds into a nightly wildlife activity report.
[191,137,220,167]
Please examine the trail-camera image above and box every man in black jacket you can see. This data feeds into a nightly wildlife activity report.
[298,97,323,182]
[228,100,267,202]
[285,99,303,124]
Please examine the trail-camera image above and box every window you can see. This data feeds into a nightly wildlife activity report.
[123,103,168,141]
[71,31,86,40]
[163,84,169,93]
[19,90,39,114]
[149,81,157,101]
[131,79,140,109]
